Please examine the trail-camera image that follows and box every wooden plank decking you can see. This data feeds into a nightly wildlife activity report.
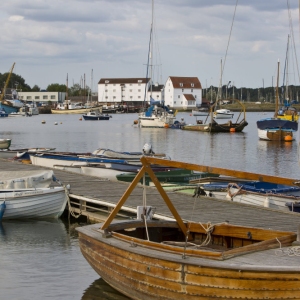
[1,158,300,232]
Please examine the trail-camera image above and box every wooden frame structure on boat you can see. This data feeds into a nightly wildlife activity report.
[77,157,300,299]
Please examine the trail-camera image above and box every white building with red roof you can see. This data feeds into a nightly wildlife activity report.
[164,76,202,109]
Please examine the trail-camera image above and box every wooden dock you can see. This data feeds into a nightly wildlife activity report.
[1,158,300,232]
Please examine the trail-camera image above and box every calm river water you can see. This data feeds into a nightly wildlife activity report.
[0,111,300,299]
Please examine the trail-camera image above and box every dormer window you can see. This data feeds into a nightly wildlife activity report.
[180,83,183,87]
[191,83,194,87]
[105,80,109,83]
[138,80,142,83]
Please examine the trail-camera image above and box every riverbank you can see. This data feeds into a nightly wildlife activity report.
[38,102,300,114]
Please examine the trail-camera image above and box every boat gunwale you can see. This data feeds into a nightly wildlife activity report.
[77,223,300,272]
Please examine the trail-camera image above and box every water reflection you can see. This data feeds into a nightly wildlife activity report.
[257,140,299,177]
[82,278,130,300]
[0,219,99,300]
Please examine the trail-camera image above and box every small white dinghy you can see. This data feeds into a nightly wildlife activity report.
[0,170,69,219]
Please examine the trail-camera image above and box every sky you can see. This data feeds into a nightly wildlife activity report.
[1,0,300,90]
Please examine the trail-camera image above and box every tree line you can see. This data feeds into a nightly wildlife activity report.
[0,72,91,97]
[1,72,299,102]
[204,85,300,103]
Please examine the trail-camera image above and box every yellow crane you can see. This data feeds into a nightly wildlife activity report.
[0,62,16,101]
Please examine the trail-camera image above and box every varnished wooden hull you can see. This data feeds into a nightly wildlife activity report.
[77,223,300,300]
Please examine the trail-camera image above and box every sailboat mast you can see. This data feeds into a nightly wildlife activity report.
[66,74,68,100]
[217,59,222,101]
[275,60,280,118]
[150,0,154,98]
[285,35,289,102]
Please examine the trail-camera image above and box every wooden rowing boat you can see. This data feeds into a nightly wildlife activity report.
[77,157,300,299]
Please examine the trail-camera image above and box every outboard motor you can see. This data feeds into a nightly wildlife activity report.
[142,143,153,155]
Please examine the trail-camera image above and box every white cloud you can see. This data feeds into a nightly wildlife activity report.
[0,0,299,89]
[8,15,24,22]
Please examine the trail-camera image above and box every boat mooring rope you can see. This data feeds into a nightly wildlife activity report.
[275,237,300,256]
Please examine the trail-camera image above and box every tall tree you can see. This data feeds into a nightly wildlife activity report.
[46,83,67,92]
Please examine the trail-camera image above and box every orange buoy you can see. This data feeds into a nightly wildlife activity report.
[284,135,293,142]
[230,128,235,132]
[133,120,138,125]
[164,123,169,128]
[79,118,82,121]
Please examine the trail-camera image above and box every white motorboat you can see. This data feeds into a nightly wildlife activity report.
[201,181,300,211]
[0,170,69,219]
[81,164,129,180]
[30,154,89,168]
[214,109,234,119]
[0,186,68,219]
[92,143,169,160]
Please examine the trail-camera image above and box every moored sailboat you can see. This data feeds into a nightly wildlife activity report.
[138,0,176,128]
[257,60,298,141]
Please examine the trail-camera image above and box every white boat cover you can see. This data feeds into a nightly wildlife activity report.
[0,170,54,189]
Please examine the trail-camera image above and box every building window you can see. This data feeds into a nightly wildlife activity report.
[191,89,193,92]
[130,84,132,86]
[178,95,180,98]
[50,95,55,100]
[191,83,194,87]
[113,84,116,86]
[181,101,183,104]
[43,95,48,100]
[138,80,142,83]
[35,96,40,100]
[138,89,141,92]
[182,89,184,92]
[105,96,108,99]
[180,83,183,87]
[113,96,116,99]
[26,96,32,100]
[113,89,116,92]
[105,80,109,83]
[105,90,108,92]
[129,89,132,92]
[195,95,197,98]
[174,101,176,104]
[138,96,141,99]
[130,96,133,99]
